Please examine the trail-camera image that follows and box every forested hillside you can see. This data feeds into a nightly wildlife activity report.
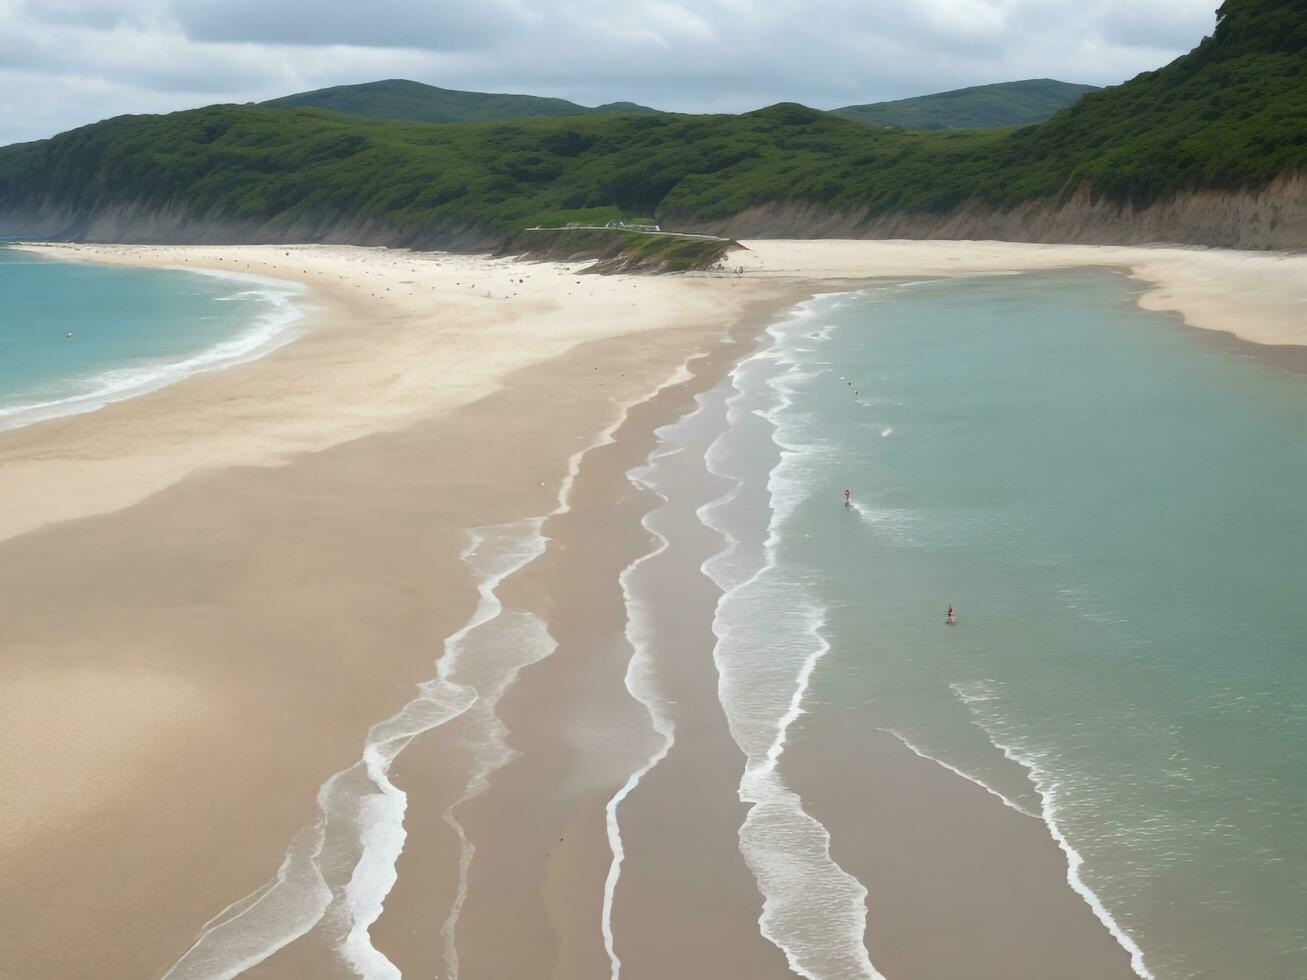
[1,0,1302,249]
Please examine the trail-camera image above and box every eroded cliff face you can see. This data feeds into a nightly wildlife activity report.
[3,174,1305,252]
[668,173,1307,250]
[0,199,501,251]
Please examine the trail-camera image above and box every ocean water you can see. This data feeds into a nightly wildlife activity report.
[708,270,1307,978]
[0,245,306,429]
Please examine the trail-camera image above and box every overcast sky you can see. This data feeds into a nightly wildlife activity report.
[1,0,1219,146]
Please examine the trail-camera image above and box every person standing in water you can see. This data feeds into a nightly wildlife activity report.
[843,489,851,507]
[946,604,956,625]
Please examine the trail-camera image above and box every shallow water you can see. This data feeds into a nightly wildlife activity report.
[725,271,1307,978]
[0,246,305,429]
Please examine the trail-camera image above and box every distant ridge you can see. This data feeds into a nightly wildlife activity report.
[834,79,1099,130]
[262,79,660,124]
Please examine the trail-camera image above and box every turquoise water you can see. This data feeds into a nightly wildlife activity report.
[0,246,306,429]
[754,271,1306,978]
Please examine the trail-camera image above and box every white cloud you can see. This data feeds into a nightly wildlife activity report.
[0,0,1219,146]
[169,0,537,49]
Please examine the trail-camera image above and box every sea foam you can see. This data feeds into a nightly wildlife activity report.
[949,681,1155,979]
[162,359,702,979]
[0,269,307,431]
[162,522,541,980]
[699,297,882,979]
[601,434,679,978]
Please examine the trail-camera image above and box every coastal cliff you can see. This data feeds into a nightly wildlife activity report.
[671,173,1307,251]
[6,174,1304,254]
[0,200,504,252]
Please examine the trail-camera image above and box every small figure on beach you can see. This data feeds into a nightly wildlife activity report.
[946,604,956,626]
[843,488,851,507]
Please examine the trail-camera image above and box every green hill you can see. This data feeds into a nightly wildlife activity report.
[1,0,1303,248]
[986,0,1307,207]
[262,79,659,124]
[834,79,1099,130]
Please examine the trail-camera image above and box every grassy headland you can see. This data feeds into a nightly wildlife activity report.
[499,227,737,272]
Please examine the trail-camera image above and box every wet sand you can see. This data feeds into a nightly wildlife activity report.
[0,417,482,978]
[388,299,793,979]
[785,713,1138,978]
[604,377,795,980]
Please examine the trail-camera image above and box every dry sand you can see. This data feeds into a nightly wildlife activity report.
[3,239,1303,978]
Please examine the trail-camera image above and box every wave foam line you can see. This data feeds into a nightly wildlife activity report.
[949,682,1155,979]
[601,478,674,978]
[161,525,539,980]
[438,605,557,979]
[0,268,307,431]
[877,727,1039,819]
[600,390,717,977]
[335,525,546,978]
[699,298,882,979]
[164,354,701,980]
[440,361,697,979]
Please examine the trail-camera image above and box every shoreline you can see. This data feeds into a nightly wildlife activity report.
[0,244,805,978]
[4,239,1301,976]
[696,293,1137,978]
[0,253,311,432]
[728,239,1307,351]
[0,242,790,544]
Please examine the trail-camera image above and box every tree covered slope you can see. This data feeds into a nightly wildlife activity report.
[989,0,1307,206]
[834,79,1099,130]
[262,79,658,124]
[0,0,1302,247]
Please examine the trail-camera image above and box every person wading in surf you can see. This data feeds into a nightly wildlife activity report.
[946,604,956,625]
[843,489,851,507]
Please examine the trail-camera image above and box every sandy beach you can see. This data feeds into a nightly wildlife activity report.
[3,238,1304,979]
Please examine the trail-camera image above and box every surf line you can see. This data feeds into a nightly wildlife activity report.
[434,525,556,979]
[601,451,676,979]
[159,522,536,980]
[0,264,308,432]
[600,380,724,977]
[163,357,698,980]
[878,726,1040,819]
[950,683,1155,979]
[700,300,884,980]
[438,360,697,980]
